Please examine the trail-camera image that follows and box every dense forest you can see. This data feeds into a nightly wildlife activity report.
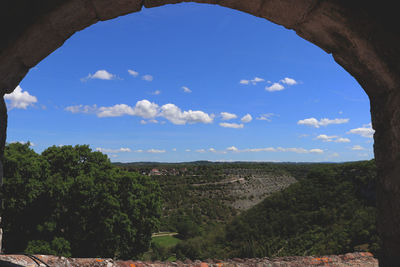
[172,160,378,260]
[0,144,378,260]
[117,160,379,260]
[117,161,308,233]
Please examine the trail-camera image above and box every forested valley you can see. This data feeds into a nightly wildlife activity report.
[0,143,378,261]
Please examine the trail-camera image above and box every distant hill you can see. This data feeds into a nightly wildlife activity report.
[115,162,310,230]
[172,160,378,260]
[114,161,349,230]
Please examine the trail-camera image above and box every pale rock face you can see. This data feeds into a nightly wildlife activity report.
[0,1,399,265]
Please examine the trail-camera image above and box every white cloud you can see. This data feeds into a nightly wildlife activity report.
[278,147,324,154]
[241,114,252,123]
[134,148,165,153]
[348,123,375,138]
[82,70,116,81]
[241,77,297,92]
[132,100,159,119]
[336,138,351,143]
[309,149,324,154]
[140,119,158,124]
[257,113,276,122]
[159,103,213,125]
[298,117,349,128]
[316,134,350,143]
[65,104,97,114]
[172,148,177,151]
[66,102,158,118]
[319,118,350,126]
[142,74,153,81]
[226,146,324,154]
[128,69,139,77]
[352,145,365,150]
[266,83,284,92]
[240,77,265,85]
[96,147,132,153]
[196,149,206,153]
[152,90,161,95]
[66,99,213,125]
[146,149,166,153]
[5,86,37,109]
[182,86,192,93]
[97,104,135,117]
[206,147,226,154]
[298,118,319,127]
[251,77,265,85]
[243,147,276,152]
[226,146,239,152]
[220,112,237,121]
[277,147,308,153]
[280,77,297,85]
[219,122,244,129]
[185,149,191,152]
[90,70,115,80]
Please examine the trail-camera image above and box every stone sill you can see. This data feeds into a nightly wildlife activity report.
[0,252,377,266]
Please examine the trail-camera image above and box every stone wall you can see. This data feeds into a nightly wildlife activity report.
[0,1,400,266]
[0,252,379,267]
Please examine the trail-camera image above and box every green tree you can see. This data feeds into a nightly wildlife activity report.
[223,161,379,258]
[1,144,161,259]
[1,142,50,252]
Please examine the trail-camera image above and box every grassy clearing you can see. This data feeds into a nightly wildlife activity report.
[152,235,181,248]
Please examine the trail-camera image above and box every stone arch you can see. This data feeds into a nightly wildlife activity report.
[0,1,399,266]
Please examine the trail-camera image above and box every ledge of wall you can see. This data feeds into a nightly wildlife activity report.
[0,252,378,266]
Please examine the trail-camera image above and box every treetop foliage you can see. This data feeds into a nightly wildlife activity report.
[1,143,161,259]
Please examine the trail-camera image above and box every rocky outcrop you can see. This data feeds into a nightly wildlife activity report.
[0,1,400,266]
[0,252,378,267]
[224,174,297,210]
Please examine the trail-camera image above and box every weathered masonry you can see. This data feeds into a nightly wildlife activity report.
[0,1,399,266]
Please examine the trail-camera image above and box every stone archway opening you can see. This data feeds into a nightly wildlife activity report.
[0,1,399,266]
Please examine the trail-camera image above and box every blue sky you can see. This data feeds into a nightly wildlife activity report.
[5,3,374,162]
